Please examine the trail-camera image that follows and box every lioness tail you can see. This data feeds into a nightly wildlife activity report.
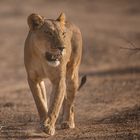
[78,75,87,91]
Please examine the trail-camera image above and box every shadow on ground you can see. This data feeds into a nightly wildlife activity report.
[81,66,140,77]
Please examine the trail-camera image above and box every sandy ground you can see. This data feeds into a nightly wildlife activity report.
[0,0,140,139]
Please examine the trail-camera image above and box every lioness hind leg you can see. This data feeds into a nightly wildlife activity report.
[61,69,79,129]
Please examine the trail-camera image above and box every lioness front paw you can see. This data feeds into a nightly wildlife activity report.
[61,121,75,129]
[40,120,55,136]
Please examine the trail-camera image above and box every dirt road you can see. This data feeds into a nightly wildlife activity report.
[0,0,140,139]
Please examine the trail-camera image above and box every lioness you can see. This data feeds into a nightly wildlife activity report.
[24,13,85,135]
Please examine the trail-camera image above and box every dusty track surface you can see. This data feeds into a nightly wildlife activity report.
[0,0,140,139]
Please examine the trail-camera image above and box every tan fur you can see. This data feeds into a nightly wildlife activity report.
[24,13,82,135]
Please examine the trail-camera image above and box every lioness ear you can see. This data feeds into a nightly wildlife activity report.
[57,12,66,25]
[27,13,45,30]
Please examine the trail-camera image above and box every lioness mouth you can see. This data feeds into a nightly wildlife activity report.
[45,52,61,61]
[45,52,61,67]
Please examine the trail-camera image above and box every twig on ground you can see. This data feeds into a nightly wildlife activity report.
[119,35,140,51]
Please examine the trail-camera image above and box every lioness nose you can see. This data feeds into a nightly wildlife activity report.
[58,47,65,51]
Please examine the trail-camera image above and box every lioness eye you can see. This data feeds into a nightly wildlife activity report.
[44,31,53,36]
[62,32,66,38]
[62,32,66,35]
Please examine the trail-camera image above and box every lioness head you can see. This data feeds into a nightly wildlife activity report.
[27,13,67,67]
